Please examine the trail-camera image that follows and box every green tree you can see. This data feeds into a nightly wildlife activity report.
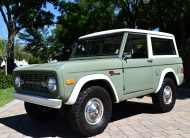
[49,0,119,60]
[19,28,51,60]
[0,0,58,74]
[0,39,6,62]
[14,43,33,62]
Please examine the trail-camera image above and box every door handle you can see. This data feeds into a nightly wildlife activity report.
[147,59,153,63]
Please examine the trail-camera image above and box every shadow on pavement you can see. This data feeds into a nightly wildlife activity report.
[0,112,83,138]
[111,101,156,122]
[111,88,190,122]
[0,88,189,137]
[177,88,190,99]
[0,101,156,137]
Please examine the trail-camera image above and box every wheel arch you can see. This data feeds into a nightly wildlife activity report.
[155,68,179,93]
[65,74,119,105]
[165,72,177,86]
[81,80,117,103]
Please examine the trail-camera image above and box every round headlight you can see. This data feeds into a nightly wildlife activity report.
[15,76,21,87]
[47,77,56,92]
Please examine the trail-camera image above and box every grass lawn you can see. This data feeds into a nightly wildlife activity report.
[0,87,14,107]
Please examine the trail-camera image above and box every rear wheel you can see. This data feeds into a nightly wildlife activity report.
[24,102,59,121]
[152,78,176,113]
[67,86,112,137]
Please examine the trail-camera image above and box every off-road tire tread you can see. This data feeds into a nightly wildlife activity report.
[67,86,112,137]
[152,78,176,113]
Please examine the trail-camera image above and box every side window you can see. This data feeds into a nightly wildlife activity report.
[124,33,148,59]
[151,37,176,55]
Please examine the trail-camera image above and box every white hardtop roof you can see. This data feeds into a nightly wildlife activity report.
[79,28,174,39]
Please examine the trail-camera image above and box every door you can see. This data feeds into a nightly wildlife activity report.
[122,33,153,94]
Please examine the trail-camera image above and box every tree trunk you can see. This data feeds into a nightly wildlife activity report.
[6,27,16,74]
[6,43,14,74]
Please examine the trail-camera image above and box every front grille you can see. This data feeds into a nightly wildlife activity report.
[20,73,53,93]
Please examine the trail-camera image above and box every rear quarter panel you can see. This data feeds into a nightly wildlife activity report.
[152,57,184,92]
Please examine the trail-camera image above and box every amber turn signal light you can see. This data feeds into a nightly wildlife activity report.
[66,79,75,85]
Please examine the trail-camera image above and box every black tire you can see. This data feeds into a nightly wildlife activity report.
[152,78,176,113]
[24,102,59,121]
[67,86,112,137]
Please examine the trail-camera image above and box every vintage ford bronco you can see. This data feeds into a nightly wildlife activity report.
[13,29,184,136]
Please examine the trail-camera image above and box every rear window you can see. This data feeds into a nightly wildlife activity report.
[151,37,176,55]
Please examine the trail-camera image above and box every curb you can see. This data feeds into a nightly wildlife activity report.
[0,100,20,114]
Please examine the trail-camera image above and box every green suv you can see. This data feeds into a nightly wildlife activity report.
[13,29,184,136]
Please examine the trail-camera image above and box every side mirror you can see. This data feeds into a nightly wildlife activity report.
[123,52,132,60]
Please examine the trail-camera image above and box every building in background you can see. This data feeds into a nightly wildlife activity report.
[0,59,28,70]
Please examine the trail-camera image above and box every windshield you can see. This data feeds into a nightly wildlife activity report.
[71,33,124,58]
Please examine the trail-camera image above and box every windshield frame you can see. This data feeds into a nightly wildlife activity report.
[70,32,125,60]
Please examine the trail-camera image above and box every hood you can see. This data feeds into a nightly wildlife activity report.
[61,58,122,74]
[14,58,122,73]
[14,62,65,72]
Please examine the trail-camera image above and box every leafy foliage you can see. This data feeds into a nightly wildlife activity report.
[0,39,6,61]
[0,70,13,89]
[3,0,189,81]
[58,0,119,44]
[0,0,58,73]
[46,0,120,60]
[1,40,33,62]
[14,43,33,62]
[19,28,50,60]
[16,0,190,62]
[28,56,46,64]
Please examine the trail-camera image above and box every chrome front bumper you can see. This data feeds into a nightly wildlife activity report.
[13,92,62,109]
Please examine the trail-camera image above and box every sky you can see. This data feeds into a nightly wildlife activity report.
[0,3,60,40]
[0,8,7,39]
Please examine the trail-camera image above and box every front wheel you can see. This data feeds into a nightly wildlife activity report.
[24,102,59,121]
[67,86,112,137]
[152,78,176,113]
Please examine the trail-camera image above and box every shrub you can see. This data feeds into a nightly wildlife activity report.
[0,70,13,89]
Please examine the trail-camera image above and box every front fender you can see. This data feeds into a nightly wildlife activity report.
[65,74,119,105]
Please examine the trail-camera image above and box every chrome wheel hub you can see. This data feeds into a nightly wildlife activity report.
[163,86,173,104]
[84,98,104,125]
